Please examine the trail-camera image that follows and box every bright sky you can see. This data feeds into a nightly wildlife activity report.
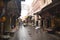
[25,0,33,5]
[20,0,33,19]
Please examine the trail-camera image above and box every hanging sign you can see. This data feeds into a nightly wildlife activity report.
[0,16,6,22]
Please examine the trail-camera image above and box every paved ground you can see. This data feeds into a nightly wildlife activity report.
[9,25,60,40]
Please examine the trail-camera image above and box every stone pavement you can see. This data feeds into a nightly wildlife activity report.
[9,25,60,40]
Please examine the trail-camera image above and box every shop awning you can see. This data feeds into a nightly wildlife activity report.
[38,1,60,16]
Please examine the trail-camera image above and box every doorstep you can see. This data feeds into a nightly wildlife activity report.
[43,28,53,32]
[0,35,11,39]
[55,31,60,37]
[10,27,18,33]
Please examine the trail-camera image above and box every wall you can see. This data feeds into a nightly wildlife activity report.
[31,0,52,14]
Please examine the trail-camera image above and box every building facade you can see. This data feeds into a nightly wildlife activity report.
[39,0,60,34]
[30,0,52,27]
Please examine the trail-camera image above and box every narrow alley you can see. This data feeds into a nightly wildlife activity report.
[0,0,60,40]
